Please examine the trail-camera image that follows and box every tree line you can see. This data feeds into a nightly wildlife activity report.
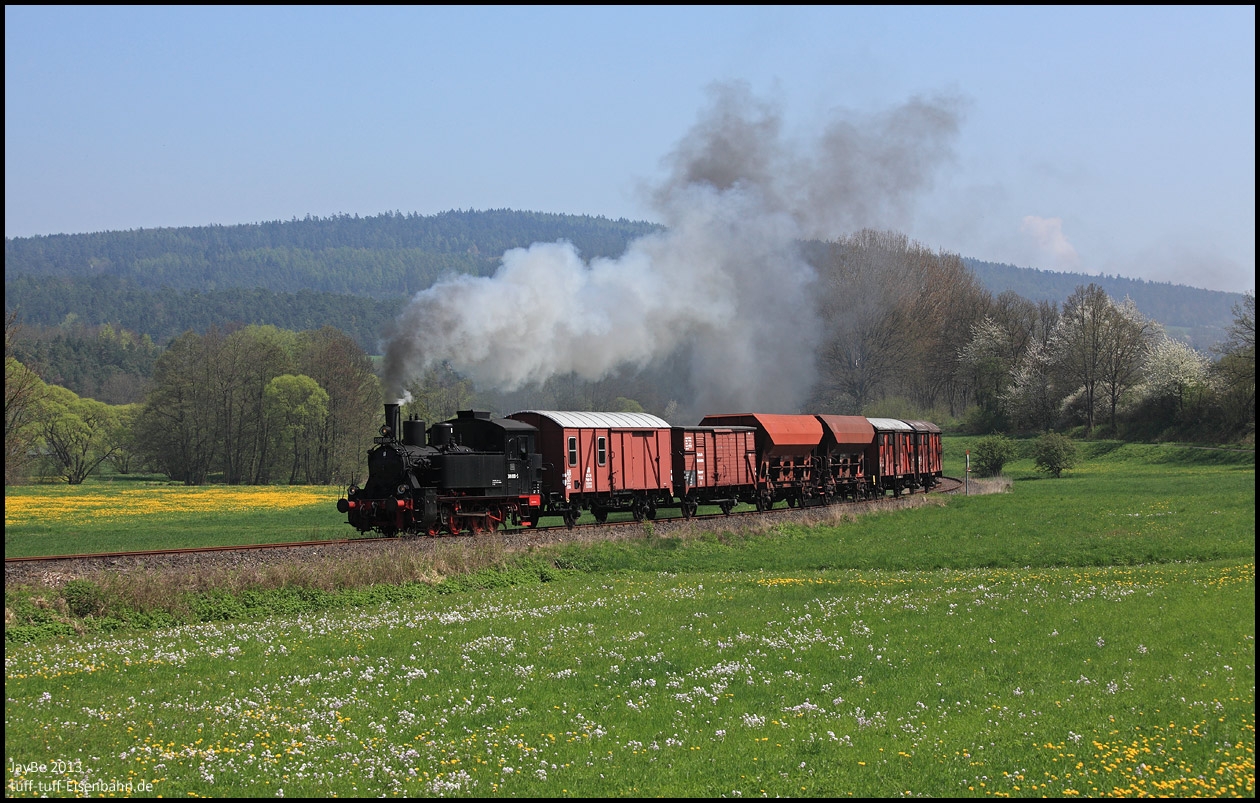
[964,257,1241,351]
[960,284,1254,440]
[6,314,380,486]
[5,209,660,297]
[6,274,403,356]
[803,231,1253,441]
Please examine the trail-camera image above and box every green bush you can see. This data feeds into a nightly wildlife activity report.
[62,579,108,618]
[1032,432,1079,477]
[972,434,1017,476]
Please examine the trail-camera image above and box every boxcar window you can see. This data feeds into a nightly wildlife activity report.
[597,436,607,465]
[568,436,578,466]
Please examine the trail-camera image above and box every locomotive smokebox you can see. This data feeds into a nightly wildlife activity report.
[384,403,402,440]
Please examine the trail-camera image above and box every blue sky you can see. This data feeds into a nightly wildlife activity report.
[5,6,1254,293]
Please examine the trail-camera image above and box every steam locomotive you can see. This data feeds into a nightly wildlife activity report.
[337,404,942,536]
[337,404,544,535]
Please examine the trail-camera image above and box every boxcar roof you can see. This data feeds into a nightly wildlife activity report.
[866,417,915,431]
[511,410,671,429]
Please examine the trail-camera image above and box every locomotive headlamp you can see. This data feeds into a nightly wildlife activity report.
[397,483,409,496]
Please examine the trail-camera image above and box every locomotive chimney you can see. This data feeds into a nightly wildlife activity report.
[384,403,402,441]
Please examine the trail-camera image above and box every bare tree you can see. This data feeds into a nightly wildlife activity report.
[297,327,381,485]
[135,331,220,485]
[812,231,992,417]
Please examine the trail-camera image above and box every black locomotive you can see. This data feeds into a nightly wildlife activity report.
[337,404,543,535]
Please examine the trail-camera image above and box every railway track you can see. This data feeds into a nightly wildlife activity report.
[5,477,963,573]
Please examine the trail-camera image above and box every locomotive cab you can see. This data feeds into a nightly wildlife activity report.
[435,410,542,498]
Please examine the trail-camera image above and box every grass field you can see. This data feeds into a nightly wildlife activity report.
[3,439,1254,797]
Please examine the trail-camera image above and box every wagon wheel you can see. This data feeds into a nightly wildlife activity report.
[563,510,579,529]
[646,505,657,520]
[682,498,698,519]
[593,508,608,524]
[719,501,734,515]
[632,505,645,522]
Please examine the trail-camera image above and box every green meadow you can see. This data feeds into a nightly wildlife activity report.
[3,440,1254,797]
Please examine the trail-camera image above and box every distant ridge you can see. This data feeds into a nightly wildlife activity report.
[964,257,1245,350]
[4,210,1246,353]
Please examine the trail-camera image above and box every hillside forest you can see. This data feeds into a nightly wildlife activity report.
[5,210,1255,486]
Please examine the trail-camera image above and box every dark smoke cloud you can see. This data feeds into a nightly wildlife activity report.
[383,81,964,415]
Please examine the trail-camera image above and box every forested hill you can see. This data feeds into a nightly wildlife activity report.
[964,258,1245,350]
[6,209,1246,354]
[5,209,661,298]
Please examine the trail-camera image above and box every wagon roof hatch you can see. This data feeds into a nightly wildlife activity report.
[698,413,823,450]
[816,414,876,445]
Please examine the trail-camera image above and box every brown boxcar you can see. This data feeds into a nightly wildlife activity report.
[671,425,758,517]
[815,414,876,500]
[507,410,672,525]
[903,419,943,490]
[697,413,824,509]
[866,417,916,497]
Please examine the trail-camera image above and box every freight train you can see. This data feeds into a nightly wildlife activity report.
[337,404,942,536]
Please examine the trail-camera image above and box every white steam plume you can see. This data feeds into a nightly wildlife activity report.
[383,82,963,413]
